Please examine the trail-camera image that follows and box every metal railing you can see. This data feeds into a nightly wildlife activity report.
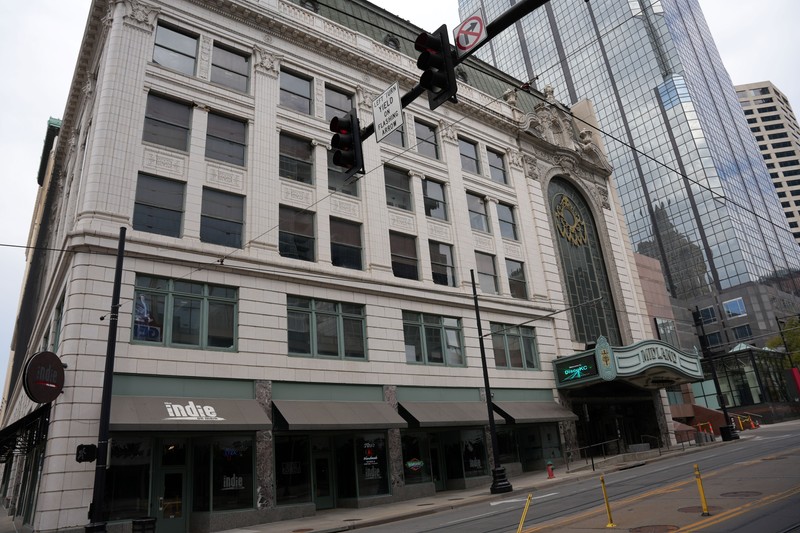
[640,434,661,456]
[564,438,623,472]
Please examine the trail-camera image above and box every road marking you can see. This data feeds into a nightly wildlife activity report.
[490,493,558,506]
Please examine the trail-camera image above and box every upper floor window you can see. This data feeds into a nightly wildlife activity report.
[467,193,489,232]
[491,324,538,370]
[153,24,197,76]
[402,312,464,366]
[415,120,439,159]
[475,252,498,294]
[702,331,723,348]
[655,317,679,347]
[279,206,315,262]
[733,324,752,340]
[211,43,249,92]
[385,166,412,211]
[487,148,507,184]
[505,259,527,299]
[143,93,192,151]
[386,120,405,148]
[330,217,362,270]
[697,306,717,324]
[201,188,244,248]
[206,112,247,166]
[497,203,518,240]
[325,86,352,124]
[287,296,365,359]
[133,173,184,238]
[723,297,747,319]
[133,276,236,350]
[279,133,313,184]
[390,232,418,280]
[423,179,447,220]
[429,241,456,287]
[280,70,312,114]
[459,138,479,174]
[327,150,358,197]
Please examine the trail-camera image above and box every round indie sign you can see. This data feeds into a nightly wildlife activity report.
[23,351,65,404]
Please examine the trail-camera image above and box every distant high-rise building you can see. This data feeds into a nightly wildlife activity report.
[736,81,800,246]
[459,0,800,349]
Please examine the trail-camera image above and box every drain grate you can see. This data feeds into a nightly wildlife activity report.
[629,526,679,533]
[721,491,762,498]
[417,503,435,506]
[448,497,464,501]
[292,529,314,533]
[761,456,787,461]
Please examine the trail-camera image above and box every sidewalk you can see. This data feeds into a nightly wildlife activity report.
[221,440,729,533]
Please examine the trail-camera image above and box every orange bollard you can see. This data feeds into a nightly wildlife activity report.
[546,461,555,479]
[749,417,756,429]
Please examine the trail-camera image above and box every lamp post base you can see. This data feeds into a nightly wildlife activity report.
[490,466,513,494]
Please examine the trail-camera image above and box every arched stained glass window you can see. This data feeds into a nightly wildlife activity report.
[549,178,621,345]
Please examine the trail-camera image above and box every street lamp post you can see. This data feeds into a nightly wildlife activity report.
[470,270,513,494]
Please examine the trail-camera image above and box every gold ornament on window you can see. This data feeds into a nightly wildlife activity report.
[554,195,588,246]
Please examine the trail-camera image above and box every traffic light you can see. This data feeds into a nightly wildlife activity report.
[329,108,364,180]
[415,25,457,110]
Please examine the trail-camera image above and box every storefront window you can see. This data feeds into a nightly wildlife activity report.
[334,436,357,498]
[105,437,152,520]
[275,436,311,505]
[212,438,253,510]
[356,434,389,496]
[192,443,211,512]
[401,433,432,484]
[495,428,519,464]
[461,429,487,478]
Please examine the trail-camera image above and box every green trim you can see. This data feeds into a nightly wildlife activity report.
[113,374,254,399]
[395,387,480,402]
[271,382,383,401]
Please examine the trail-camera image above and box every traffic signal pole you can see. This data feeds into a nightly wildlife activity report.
[358,0,552,142]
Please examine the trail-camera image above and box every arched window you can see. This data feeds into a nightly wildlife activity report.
[549,178,621,345]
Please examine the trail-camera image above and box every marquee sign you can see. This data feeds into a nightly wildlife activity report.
[555,339,703,389]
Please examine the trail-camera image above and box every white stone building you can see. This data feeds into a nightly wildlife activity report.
[0,1,696,531]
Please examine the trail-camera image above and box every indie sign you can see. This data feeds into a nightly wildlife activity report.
[23,351,65,403]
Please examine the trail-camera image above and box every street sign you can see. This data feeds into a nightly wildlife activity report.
[454,9,487,57]
[373,82,403,143]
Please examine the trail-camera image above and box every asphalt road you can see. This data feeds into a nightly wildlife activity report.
[359,419,800,533]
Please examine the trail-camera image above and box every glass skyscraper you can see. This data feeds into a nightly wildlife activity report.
[459,0,800,346]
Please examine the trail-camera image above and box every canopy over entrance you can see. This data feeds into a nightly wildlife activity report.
[554,337,703,390]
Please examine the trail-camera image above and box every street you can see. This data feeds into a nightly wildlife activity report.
[358,420,800,533]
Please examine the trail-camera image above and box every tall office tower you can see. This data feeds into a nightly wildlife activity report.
[459,0,800,349]
[736,81,800,246]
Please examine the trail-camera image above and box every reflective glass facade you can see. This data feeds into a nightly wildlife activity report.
[460,0,800,301]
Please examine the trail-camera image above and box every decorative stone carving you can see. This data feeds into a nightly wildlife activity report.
[82,79,94,99]
[198,36,212,80]
[143,147,186,177]
[554,154,577,173]
[576,129,613,173]
[253,46,280,77]
[517,112,544,138]
[439,120,457,143]
[356,84,376,110]
[207,163,245,191]
[508,149,524,169]
[523,154,540,181]
[596,184,610,210]
[123,0,160,32]
[543,84,557,104]
[502,88,517,107]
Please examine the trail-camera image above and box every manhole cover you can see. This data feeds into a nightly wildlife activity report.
[417,503,435,506]
[629,526,679,533]
[721,491,762,498]
[678,506,723,513]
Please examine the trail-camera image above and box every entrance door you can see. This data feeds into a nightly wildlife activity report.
[155,439,187,533]
[312,453,334,509]
[430,444,445,492]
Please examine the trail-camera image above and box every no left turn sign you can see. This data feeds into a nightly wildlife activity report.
[454,10,487,57]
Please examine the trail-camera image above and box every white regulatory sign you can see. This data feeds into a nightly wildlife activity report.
[373,82,402,144]
[454,9,487,57]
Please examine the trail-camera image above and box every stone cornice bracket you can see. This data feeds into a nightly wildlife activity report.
[122,0,160,32]
[576,129,613,174]
[595,183,610,210]
[408,170,424,180]
[253,46,281,77]
[310,138,328,150]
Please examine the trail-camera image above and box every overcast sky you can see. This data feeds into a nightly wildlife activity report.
[0,0,798,396]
